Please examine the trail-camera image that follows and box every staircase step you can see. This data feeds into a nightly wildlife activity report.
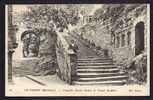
[78,63,114,66]
[76,75,128,82]
[77,66,117,69]
[77,65,117,68]
[76,72,126,77]
[77,67,118,71]
[77,60,113,63]
[78,58,112,61]
[77,68,120,73]
[74,55,127,85]
[86,56,101,58]
[73,80,126,85]
[77,60,113,62]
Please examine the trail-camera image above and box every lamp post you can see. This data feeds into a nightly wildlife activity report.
[8,5,18,83]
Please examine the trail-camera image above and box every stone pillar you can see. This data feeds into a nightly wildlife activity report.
[8,50,14,83]
[69,53,77,84]
[8,5,18,83]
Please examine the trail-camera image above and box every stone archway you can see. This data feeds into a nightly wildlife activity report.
[135,21,145,55]
[21,30,40,57]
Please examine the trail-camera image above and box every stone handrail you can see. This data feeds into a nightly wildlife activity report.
[56,32,77,85]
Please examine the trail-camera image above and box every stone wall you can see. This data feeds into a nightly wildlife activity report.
[56,32,77,84]
[111,5,148,64]
[35,29,57,75]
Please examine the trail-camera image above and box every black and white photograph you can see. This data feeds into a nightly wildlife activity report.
[5,4,150,96]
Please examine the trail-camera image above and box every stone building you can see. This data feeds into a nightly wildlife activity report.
[110,4,149,64]
[78,4,149,65]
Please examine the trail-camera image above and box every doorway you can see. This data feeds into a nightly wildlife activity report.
[135,22,144,55]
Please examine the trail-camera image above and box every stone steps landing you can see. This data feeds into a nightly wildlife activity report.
[73,56,128,85]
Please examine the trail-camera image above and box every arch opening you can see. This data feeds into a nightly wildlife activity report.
[135,21,145,55]
[21,30,40,57]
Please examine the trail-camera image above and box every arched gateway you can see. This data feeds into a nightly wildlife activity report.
[135,22,145,55]
[21,30,40,57]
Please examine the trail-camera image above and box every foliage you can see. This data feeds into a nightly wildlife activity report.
[21,5,81,31]
[93,5,125,22]
[93,4,142,23]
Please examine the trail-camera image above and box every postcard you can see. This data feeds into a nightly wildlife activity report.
[5,4,150,96]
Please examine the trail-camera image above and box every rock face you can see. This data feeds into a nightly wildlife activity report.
[36,29,57,76]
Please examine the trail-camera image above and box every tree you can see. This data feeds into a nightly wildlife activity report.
[93,4,126,22]
[16,5,88,75]
[20,5,82,32]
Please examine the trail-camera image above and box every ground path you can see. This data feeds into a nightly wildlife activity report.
[12,58,39,77]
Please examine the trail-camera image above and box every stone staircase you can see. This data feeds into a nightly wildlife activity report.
[73,56,128,85]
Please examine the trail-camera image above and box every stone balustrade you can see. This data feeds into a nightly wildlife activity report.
[56,32,77,85]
